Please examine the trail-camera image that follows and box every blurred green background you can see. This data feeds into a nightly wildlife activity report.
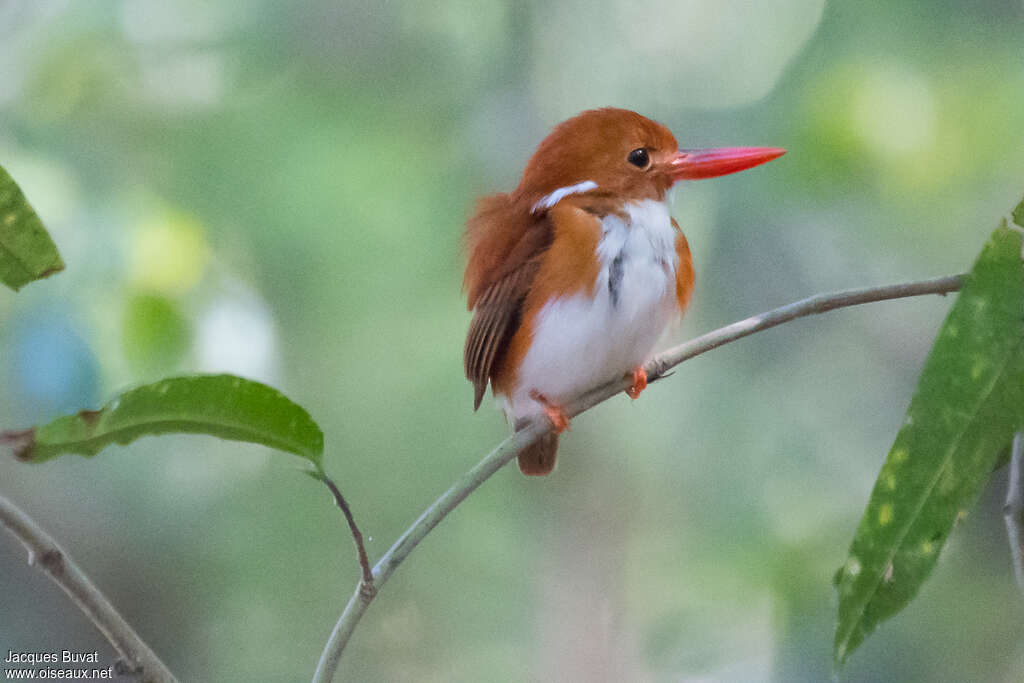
[2,1,1023,681]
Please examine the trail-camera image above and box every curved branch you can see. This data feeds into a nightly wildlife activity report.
[312,272,965,682]
[0,493,178,683]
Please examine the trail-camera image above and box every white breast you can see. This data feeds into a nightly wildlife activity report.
[502,199,680,423]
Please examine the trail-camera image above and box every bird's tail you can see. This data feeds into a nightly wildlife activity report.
[517,432,559,475]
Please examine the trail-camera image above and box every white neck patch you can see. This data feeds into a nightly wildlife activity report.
[531,180,598,213]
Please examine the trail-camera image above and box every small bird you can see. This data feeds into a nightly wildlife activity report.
[464,108,783,475]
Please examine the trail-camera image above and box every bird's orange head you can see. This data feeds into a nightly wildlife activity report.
[515,107,784,206]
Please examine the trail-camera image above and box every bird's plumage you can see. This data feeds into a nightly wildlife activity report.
[463,192,552,410]
[463,107,780,475]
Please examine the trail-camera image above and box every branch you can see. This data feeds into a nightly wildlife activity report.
[312,272,965,682]
[0,493,178,683]
[1005,433,1024,595]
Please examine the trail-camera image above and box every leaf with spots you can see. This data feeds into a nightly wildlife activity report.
[0,164,64,291]
[834,223,1024,666]
[1,374,323,468]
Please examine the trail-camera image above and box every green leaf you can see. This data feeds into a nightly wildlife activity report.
[834,223,1024,666]
[0,164,64,291]
[1013,196,1024,230]
[1,374,323,467]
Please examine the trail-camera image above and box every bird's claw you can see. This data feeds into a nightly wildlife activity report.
[529,390,570,433]
[625,367,648,399]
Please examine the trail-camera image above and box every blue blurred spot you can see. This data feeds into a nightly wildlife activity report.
[7,311,99,419]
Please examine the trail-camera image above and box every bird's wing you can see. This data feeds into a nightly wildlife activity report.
[464,259,543,410]
[464,195,553,410]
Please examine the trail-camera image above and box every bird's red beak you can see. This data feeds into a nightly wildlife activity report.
[669,147,786,181]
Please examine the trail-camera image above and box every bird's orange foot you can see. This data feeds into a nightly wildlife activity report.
[529,390,570,433]
[625,367,648,400]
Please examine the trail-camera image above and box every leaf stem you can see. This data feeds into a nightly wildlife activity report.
[317,469,375,595]
[0,493,178,683]
[312,272,965,682]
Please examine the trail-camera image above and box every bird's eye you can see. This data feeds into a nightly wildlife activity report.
[627,148,650,169]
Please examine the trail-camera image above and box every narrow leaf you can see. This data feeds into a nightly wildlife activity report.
[834,224,1024,665]
[0,164,64,291]
[1,374,324,467]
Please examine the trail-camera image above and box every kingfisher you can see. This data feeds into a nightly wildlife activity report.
[463,108,784,475]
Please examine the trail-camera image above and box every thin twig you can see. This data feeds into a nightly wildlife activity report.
[312,272,965,682]
[0,493,178,683]
[318,470,375,596]
[1004,433,1024,594]
[644,273,964,380]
